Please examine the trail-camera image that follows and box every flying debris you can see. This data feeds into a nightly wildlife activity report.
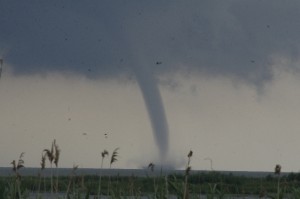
[104,133,108,138]
[82,133,87,136]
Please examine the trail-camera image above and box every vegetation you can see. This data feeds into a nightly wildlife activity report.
[2,141,300,199]
[97,149,109,198]
[2,169,300,198]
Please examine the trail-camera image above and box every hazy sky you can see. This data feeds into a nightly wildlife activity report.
[1,1,300,172]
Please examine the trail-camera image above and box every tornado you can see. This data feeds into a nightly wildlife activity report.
[134,65,169,162]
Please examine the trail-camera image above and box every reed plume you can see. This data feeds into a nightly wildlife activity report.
[44,139,58,196]
[108,148,120,197]
[66,164,79,197]
[97,149,109,199]
[53,140,60,194]
[274,164,282,199]
[148,162,157,198]
[184,150,193,199]
[11,152,25,199]
[37,152,46,198]
[110,148,119,168]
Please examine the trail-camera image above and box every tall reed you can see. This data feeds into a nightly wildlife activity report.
[183,150,193,199]
[275,164,282,199]
[97,149,109,199]
[66,164,78,198]
[44,139,59,196]
[108,147,119,197]
[53,140,60,194]
[37,152,46,199]
[11,152,25,199]
[148,162,157,198]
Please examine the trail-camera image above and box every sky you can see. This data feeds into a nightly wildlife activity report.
[1,0,300,172]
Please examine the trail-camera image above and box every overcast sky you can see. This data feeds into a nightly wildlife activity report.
[1,1,300,172]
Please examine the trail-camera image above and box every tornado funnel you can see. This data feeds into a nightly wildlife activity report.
[135,66,169,162]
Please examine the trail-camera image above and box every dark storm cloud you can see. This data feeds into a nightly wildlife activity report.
[1,0,300,83]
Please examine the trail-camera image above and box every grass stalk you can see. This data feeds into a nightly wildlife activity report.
[44,139,55,196]
[11,152,25,199]
[165,174,169,199]
[183,150,193,199]
[108,147,119,197]
[66,164,78,198]
[37,152,46,199]
[98,150,108,199]
[275,164,281,199]
[54,140,60,195]
[148,163,157,198]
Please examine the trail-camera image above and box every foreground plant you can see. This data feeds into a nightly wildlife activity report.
[97,149,109,199]
[66,164,79,198]
[183,150,193,199]
[44,139,60,196]
[108,147,119,197]
[266,164,283,199]
[110,148,119,168]
[148,162,157,198]
[37,152,46,199]
[11,152,25,199]
[54,140,60,194]
[275,164,282,199]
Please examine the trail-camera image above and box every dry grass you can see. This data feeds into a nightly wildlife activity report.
[11,152,25,172]
[108,147,120,197]
[11,152,25,199]
[184,150,193,199]
[43,139,60,196]
[98,149,109,198]
[110,147,119,168]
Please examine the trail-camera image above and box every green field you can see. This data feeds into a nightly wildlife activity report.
[2,170,300,199]
[3,142,300,199]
